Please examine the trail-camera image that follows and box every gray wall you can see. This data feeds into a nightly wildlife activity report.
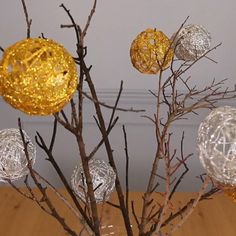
[0,0,235,191]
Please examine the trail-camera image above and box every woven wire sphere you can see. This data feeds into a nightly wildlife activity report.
[197,106,236,185]
[172,24,211,61]
[130,28,174,74]
[0,128,36,182]
[0,38,78,115]
[71,159,116,203]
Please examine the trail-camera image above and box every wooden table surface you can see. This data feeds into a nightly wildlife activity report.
[0,187,236,236]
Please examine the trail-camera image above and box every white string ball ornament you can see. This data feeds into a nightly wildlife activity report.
[197,106,236,185]
[172,24,211,61]
[0,128,36,181]
[71,159,116,203]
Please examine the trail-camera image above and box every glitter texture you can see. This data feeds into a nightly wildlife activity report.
[130,28,174,74]
[217,183,236,203]
[71,159,116,203]
[172,24,211,61]
[0,128,36,181]
[223,185,236,203]
[0,38,78,115]
[198,106,236,185]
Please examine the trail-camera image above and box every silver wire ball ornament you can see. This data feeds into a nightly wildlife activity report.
[197,106,236,185]
[0,128,36,181]
[71,159,116,203]
[172,24,211,61]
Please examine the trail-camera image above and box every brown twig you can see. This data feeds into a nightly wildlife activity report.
[32,169,92,235]
[88,116,119,160]
[83,60,133,235]
[82,0,97,38]
[81,90,145,113]
[167,177,211,235]
[34,121,94,233]
[18,118,78,236]
[60,4,81,46]
[60,5,101,235]
[123,125,130,217]
[21,0,32,38]
[161,187,219,230]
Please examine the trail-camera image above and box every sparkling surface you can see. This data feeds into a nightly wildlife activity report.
[217,183,236,203]
[223,185,236,203]
[0,128,36,181]
[172,24,211,61]
[0,65,4,96]
[0,38,78,115]
[130,28,173,74]
[198,106,236,185]
[71,159,116,203]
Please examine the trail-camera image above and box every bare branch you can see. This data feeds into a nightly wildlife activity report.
[168,177,211,234]
[60,4,81,45]
[18,118,78,236]
[21,0,32,38]
[81,90,145,113]
[83,0,97,37]
[122,125,130,217]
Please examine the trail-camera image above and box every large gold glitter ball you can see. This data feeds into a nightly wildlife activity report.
[0,38,78,115]
[130,28,174,74]
[0,66,4,96]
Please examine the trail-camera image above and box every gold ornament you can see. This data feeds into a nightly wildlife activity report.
[130,28,174,74]
[218,183,236,203]
[224,188,236,203]
[0,38,78,115]
[216,182,236,203]
[0,69,3,96]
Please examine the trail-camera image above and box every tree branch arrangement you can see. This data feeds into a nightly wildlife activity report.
[2,1,236,235]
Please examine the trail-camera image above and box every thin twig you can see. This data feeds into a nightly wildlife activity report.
[35,124,94,233]
[131,201,140,228]
[82,0,97,38]
[168,177,211,234]
[60,4,81,45]
[81,90,145,113]
[18,118,78,236]
[122,125,130,217]
[21,0,32,38]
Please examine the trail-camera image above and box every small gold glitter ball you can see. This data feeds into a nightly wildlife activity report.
[0,38,78,115]
[130,28,174,74]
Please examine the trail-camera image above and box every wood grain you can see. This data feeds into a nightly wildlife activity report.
[0,187,236,235]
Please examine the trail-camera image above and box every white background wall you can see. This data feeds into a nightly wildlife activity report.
[0,0,235,191]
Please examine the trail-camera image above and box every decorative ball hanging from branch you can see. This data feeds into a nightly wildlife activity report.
[0,38,78,115]
[71,159,116,203]
[197,106,236,186]
[0,128,36,182]
[130,28,174,74]
[172,24,211,61]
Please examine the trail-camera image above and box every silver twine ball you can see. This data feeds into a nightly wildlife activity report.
[198,106,236,185]
[0,128,36,182]
[71,159,116,203]
[172,24,211,61]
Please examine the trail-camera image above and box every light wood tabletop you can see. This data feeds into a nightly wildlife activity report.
[0,187,236,236]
